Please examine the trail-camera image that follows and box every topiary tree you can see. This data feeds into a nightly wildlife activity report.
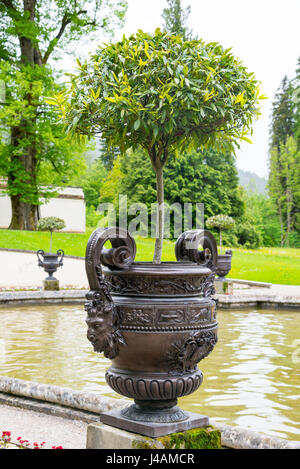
[206,214,235,254]
[37,217,66,253]
[53,29,263,263]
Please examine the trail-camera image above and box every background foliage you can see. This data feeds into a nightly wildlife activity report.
[0,0,127,230]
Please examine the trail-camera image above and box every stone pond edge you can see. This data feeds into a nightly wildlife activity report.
[0,376,299,449]
[0,288,299,309]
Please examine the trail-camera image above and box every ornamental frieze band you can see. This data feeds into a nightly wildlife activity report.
[104,274,209,297]
[115,301,217,330]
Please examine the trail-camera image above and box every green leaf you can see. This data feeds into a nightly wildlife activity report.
[134,119,141,130]
[44,98,59,106]
[240,136,253,144]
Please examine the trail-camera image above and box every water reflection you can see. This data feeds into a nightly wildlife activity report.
[0,305,299,441]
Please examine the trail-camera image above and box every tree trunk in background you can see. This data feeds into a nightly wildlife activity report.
[7,0,39,230]
[8,123,39,230]
[285,188,293,247]
[279,206,284,247]
[9,196,38,231]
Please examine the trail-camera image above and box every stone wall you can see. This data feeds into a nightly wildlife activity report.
[0,185,86,233]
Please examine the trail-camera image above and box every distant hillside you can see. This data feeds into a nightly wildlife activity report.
[238,169,268,195]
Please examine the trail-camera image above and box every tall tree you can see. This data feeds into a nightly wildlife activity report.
[162,0,193,40]
[0,0,127,230]
[292,57,300,149]
[98,137,120,170]
[269,73,300,245]
[269,136,300,245]
[270,76,294,152]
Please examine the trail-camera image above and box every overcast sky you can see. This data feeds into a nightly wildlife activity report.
[67,0,300,178]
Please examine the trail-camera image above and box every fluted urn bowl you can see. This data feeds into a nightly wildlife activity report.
[84,227,218,432]
[37,249,64,280]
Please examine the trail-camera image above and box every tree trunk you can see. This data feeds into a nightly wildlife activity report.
[285,188,293,247]
[8,124,39,230]
[153,163,165,264]
[9,195,38,231]
[7,0,39,230]
[279,205,285,247]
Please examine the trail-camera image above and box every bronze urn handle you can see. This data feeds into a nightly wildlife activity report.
[175,229,218,298]
[175,229,218,266]
[84,227,136,359]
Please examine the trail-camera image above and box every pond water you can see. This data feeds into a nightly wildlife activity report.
[0,304,299,441]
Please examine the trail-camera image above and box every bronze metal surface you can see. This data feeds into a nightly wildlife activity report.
[216,250,232,278]
[99,408,209,438]
[84,227,218,432]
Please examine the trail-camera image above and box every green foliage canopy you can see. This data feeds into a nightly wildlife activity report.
[206,213,235,252]
[37,216,66,253]
[56,29,262,262]
[0,63,87,203]
[206,214,235,231]
[269,64,300,246]
[0,0,127,230]
[37,216,66,233]
[0,0,127,64]
[58,29,262,157]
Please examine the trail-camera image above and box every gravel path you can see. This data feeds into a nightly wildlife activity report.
[0,403,88,449]
[0,250,87,289]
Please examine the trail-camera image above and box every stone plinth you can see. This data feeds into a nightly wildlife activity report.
[43,279,59,291]
[100,407,209,438]
[86,422,221,449]
[214,277,233,295]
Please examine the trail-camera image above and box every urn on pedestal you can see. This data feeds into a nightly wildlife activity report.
[36,216,66,290]
[84,227,218,437]
[37,249,64,290]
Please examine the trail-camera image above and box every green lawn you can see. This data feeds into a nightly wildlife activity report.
[0,229,299,285]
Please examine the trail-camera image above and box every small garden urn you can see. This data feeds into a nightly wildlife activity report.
[216,249,232,279]
[84,227,219,437]
[36,216,66,290]
[206,215,235,283]
[37,249,64,290]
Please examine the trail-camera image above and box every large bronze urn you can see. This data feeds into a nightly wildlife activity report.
[85,227,219,437]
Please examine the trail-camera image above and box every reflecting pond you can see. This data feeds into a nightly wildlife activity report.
[0,304,299,441]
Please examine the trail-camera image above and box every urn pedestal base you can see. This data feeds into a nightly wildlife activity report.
[214,277,233,295]
[100,407,209,438]
[43,278,59,291]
